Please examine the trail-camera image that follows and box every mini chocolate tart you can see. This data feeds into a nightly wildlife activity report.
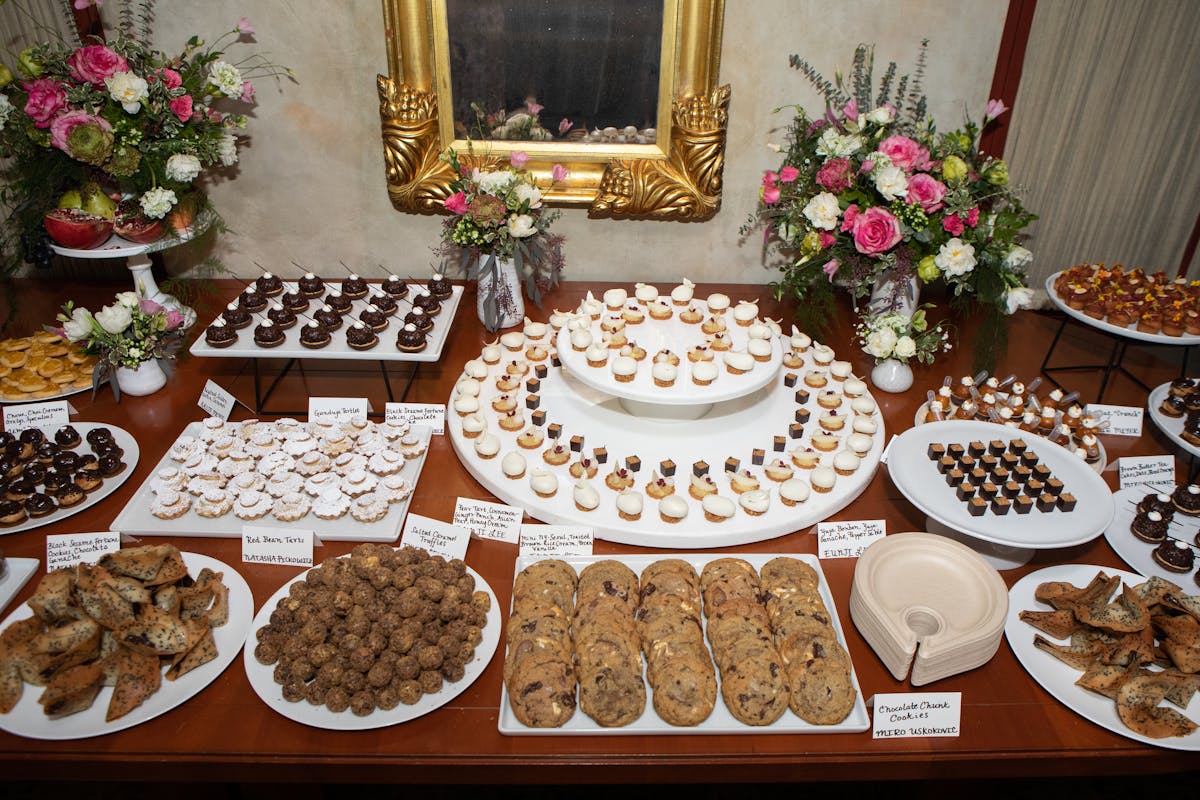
[395,323,427,353]
[1152,540,1195,573]
[1131,510,1169,543]
[1056,492,1077,512]
[238,287,268,312]
[24,491,56,518]
[358,304,389,332]
[299,320,331,349]
[254,319,286,348]
[298,272,325,298]
[405,308,434,333]
[267,303,297,329]
[345,321,378,351]
[255,272,284,297]
[427,272,453,300]
[54,425,81,449]
[205,319,239,348]
[1172,483,1200,515]
[324,290,353,313]
[382,274,409,298]
[282,289,309,313]
[367,291,398,316]
[314,305,344,331]
[990,496,1012,515]
[19,429,45,447]
[411,290,441,317]
[222,302,253,329]
[1014,496,1034,514]
[340,274,369,300]
[54,483,86,508]
[1138,492,1176,517]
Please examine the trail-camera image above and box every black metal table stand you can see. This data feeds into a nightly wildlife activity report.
[249,358,419,416]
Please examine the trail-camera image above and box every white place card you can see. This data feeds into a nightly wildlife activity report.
[1117,455,1176,489]
[242,525,314,568]
[308,396,369,424]
[453,497,523,544]
[1085,403,1143,437]
[386,402,445,435]
[872,692,962,739]
[3,400,70,433]
[817,519,886,559]
[401,513,471,561]
[198,379,237,420]
[46,531,122,571]
[519,524,594,558]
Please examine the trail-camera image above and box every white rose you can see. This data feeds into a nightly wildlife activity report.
[1004,286,1036,314]
[114,291,141,309]
[1005,245,1033,269]
[513,183,543,210]
[95,303,133,335]
[816,128,863,158]
[894,335,917,359]
[802,192,841,231]
[507,213,536,238]
[139,187,177,219]
[0,94,13,131]
[872,163,908,202]
[62,307,94,342]
[865,105,895,124]
[864,327,897,359]
[207,60,244,97]
[105,71,149,114]
[217,133,239,166]
[473,169,514,195]
[530,127,552,141]
[935,238,977,277]
[165,153,202,183]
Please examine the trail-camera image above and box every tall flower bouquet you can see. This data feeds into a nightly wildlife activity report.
[0,0,292,272]
[744,43,1036,369]
[439,148,567,331]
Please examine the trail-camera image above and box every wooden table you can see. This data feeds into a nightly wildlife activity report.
[0,278,1195,783]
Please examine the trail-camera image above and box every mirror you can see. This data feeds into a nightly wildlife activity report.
[379,0,729,219]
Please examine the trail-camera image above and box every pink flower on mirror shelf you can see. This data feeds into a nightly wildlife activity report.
[558,118,573,135]
[984,98,1009,120]
[510,151,529,169]
[443,191,468,215]
[822,259,840,281]
[762,185,781,205]
[842,99,859,121]
[169,94,193,122]
[779,165,799,183]
[761,170,779,188]
[238,17,256,36]
[551,164,569,182]
[851,206,902,255]
[525,101,543,116]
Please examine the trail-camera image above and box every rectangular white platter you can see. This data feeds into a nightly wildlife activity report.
[0,557,38,614]
[109,423,431,542]
[498,552,870,735]
[188,284,463,363]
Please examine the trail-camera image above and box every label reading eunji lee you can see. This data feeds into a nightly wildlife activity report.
[872,692,962,738]
[817,519,886,559]
[453,497,522,544]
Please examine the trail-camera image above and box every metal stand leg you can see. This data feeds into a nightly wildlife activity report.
[1040,315,1157,403]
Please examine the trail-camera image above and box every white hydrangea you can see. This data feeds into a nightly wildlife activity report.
[935,238,977,277]
[872,163,909,202]
[139,187,178,219]
[207,60,244,98]
[473,169,514,196]
[217,132,239,166]
[0,94,13,131]
[105,71,149,113]
[816,128,863,159]
[165,153,202,183]
[802,192,841,231]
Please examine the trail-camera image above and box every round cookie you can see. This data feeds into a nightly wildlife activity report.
[506,654,578,728]
[718,656,789,726]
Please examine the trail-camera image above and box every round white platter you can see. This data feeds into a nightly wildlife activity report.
[888,419,1113,551]
[1044,272,1200,346]
[1146,382,1200,460]
[1,422,140,535]
[1103,485,1199,582]
[0,552,253,740]
[244,565,500,730]
[1005,563,1200,751]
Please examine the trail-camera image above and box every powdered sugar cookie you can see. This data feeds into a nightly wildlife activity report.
[265,471,304,498]
[304,472,341,496]
[350,491,388,523]
[367,449,405,476]
[271,491,311,522]
[312,488,350,520]
[233,489,273,520]
[377,474,412,502]
[294,451,331,477]
[195,488,234,518]
[150,488,191,519]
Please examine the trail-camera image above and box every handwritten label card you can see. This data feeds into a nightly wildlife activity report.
[3,400,69,433]
[46,531,121,571]
[817,519,886,559]
[519,524,594,558]
[242,526,314,567]
[386,403,445,435]
[308,397,369,424]
[872,692,962,739]
[1117,455,1176,489]
[198,379,237,420]
[1085,403,1143,437]
[401,513,471,561]
[453,497,523,544]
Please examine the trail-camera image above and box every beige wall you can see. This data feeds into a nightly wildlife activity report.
[151,1,1006,285]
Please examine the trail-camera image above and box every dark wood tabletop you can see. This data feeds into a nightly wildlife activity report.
[0,276,1195,783]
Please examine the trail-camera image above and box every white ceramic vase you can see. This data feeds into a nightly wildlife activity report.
[870,358,914,394]
[476,256,525,331]
[115,359,167,397]
[869,269,920,317]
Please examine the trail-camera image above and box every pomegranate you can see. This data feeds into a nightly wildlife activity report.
[113,201,164,245]
[43,208,114,250]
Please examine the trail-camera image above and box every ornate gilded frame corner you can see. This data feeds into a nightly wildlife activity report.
[378,0,728,220]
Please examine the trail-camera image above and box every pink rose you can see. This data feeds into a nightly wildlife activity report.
[841,204,859,233]
[851,207,902,256]
[943,214,965,236]
[23,78,67,129]
[551,163,569,182]
[878,135,923,172]
[779,166,799,183]
[965,207,980,227]
[510,151,529,169]
[761,170,779,188]
[906,173,947,213]
[819,231,836,248]
[138,297,164,315]
[156,68,182,90]
[66,44,129,86]
[816,157,852,193]
[443,191,468,215]
[822,259,840,281]
[762,185,781,205]
[50,109,110,151]
[169,94,193,122]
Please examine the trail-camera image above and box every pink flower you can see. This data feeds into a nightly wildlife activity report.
[851,207,902,256]
[156,68,182,90]
[551,163,569,182]
[761,170,779,188]
[841,203,859,232]
[138,297,164,315]
[822,259,840,281]
[762,185,781,205]
[66,44,129,86]
[207,109,224,123]
[943,214,965,236]
[50,109,110,151]
[984,98,1009,120]
[965,207,980,227]
[169,94,193,122]
[816,157,852,193]
[73,0,103,9]
[780,165,799,183]
[906,173,947,214]
[859,160,875,174]
[22,78,67,129]
[843,100,859,121]
[164,309,186,330]
[443,191,468,215]
[525,101,543,116]
[819,232,836,248]
[240,81,256,103]
[510,151,529,169]
[911,146,933,172]
[878,135,923,172]
[237,16,256,36]
[558,117,573,135]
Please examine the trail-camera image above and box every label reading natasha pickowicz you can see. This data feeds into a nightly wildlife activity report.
[872,692,962,739]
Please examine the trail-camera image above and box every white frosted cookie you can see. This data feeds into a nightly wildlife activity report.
[233,490,273,520]
[271,491,311,522]
[195,488,234,518]
[350,492,388,523]
[150,489,191,519]
[332,452,368,476]
[294,451,331,477]
[367,450,406,476]
[258,451,296,476]
[377,474,413,503]
[265,471,304,498]
[341,469,378,497]
[312,488,350,520]
[228,472,266,495]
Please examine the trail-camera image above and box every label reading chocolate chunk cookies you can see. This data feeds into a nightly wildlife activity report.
[872,692,961,739]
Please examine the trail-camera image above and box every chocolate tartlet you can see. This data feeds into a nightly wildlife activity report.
[411,290,441,317]
[54,483,86,507]
[358,304,388,332]
[1131,510,1170,543]
[340,274,369,300]
[314,304,344,331]
[282,290,309,313]
[427,272,453,300]
[367,291,398,316]
[298,272,325,298]
[205,319,239,348]
[395,323,427,353]
[345,321,378,350]
[222,302,253,329]
[299,320,331,349]
[267,303,297,329]
[24,492,55,518]
[238,288,269,313]
[255,272,284,297]
[54,425,81,449]
[405,308,433,333]
[382,274,409,298]
[1172,483,1200,515]
[1152,539,1195,573]
[324,290,353,314]
[254,319,286,348]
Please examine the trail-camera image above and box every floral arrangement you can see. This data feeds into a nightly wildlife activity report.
[0,0,291,271]
[466,97,574,141]
[744,43,1036,368]
[856,305,951,365]
[53,290,186,397]
[439,148,567,331]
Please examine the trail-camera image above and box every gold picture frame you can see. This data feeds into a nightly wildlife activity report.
[378,0,729,220]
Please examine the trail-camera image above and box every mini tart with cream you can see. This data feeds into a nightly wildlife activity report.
[569,457,598,479]
[501,451,527,480]
[706,292,731,315]
[790,326,812,352]
[739,489,770,516]
[670,278,695,306]
[530,467,557,498]
[678,305,703,324]
[569,328,593,352]
[779,477,810,506]
[516,427,544,449]
[542,444,569,465]
[732,300,758,327]
[728,469,760,494]
[818,410,847,432]
[645,470,675,499]
[691,361,719,386]
[474,433,500,459]
[790,446,821,469]
[833,450,861,476]
[764,458,794,482]
[702,493,736,522]
[688,473,718,499]
[817,389,843,409]
[573,479,600,511]
[621,342,647,361]
[708,332,733,351]
[621,305,646,325]
[611,355,638,382]
[617,489,643,520]
[687,344,714,363]
[605,467,634,491]
[652,361,677,387]
[747,338,773,362]
[811,430,840,452]
[658,494,688,523]
[500,331,526,352]
[648,300,673,320]
[804,368,829,388]
[585,343,609,367]
[701,315,727,335]
[724,351,755,375]
[523,317,548,340]
[635,282,659,303]
[603,287,628,310]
